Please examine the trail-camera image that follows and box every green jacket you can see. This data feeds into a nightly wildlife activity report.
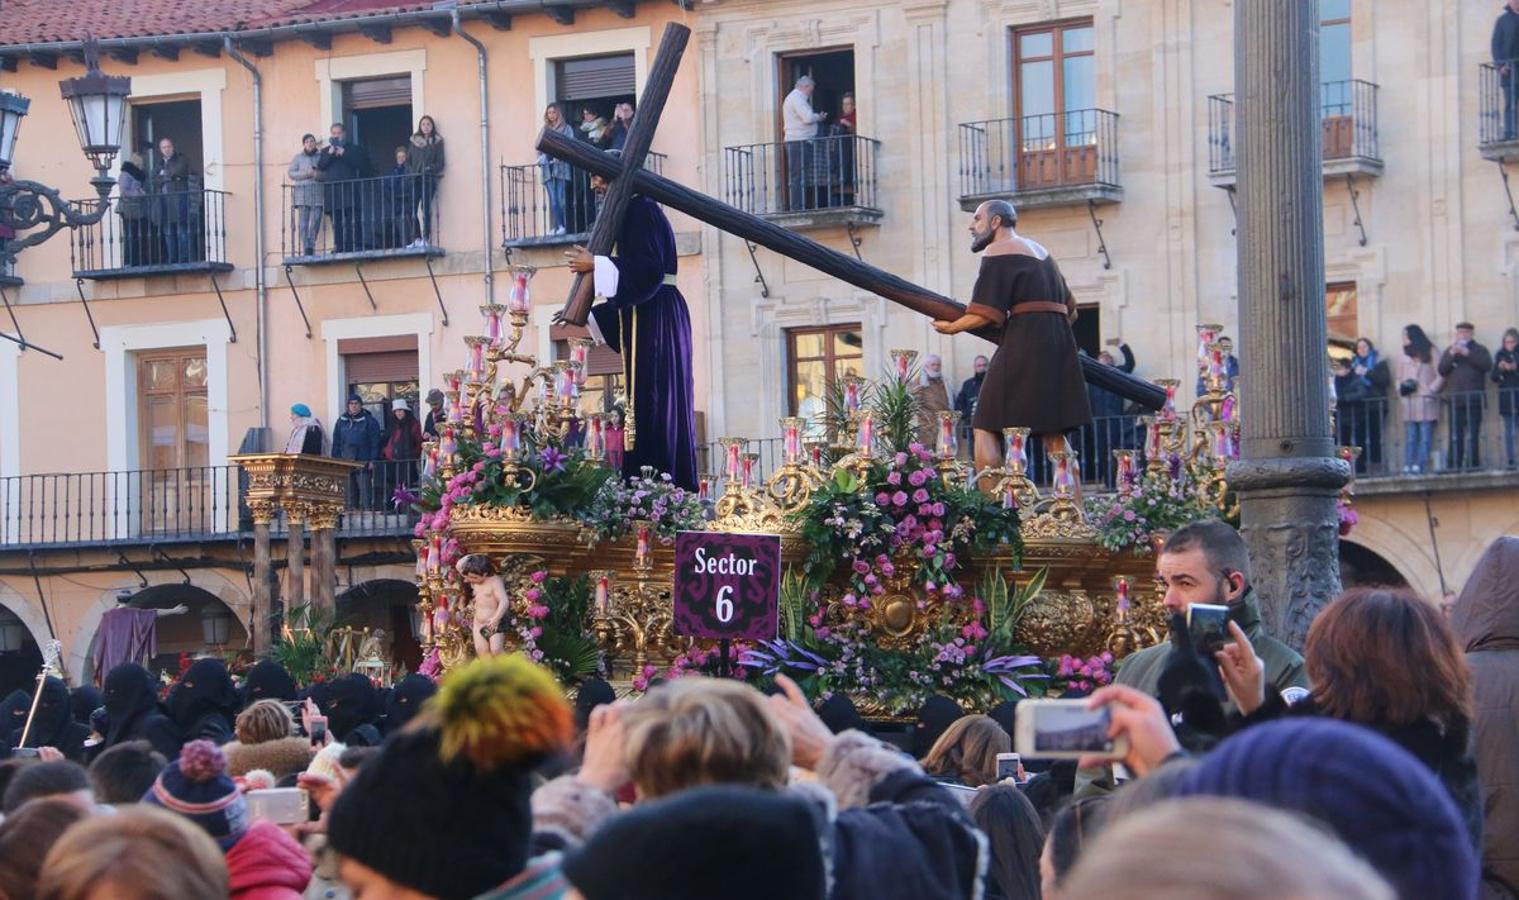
[1114,588,1308,702]
[1075,589,1307,798]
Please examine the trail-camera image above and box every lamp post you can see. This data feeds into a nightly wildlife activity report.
[0,40,130,278]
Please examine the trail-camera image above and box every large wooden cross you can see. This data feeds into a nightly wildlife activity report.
[547,23,1163,410]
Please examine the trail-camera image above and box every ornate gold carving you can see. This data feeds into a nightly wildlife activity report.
[247,499,277,526]
[282,501,308,527]
[306,504,342,531]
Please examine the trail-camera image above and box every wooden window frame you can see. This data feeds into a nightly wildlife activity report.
[1011,19,1097,188]
[136,348,208,472]
[785,323,864,417]
[1325,280,1359,347]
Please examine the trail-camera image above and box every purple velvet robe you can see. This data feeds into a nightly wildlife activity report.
[92,607,158,685]
[590,196,699,490]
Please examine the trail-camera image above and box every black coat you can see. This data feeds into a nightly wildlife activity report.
[1495,7,1519,64]
[1494,347,1519,416]
[316,141,373,206]
[9,677,91,762]
[332,410,382,461]
[166,658,240,745]
[1242,695,1484,854]
[1087,343,1135,420]
[101,663,182,759]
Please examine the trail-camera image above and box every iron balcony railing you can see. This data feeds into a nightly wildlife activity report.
[1480,58,1519,148]
[1336,389,1519,477]
[70,188,232,278]
[501,152,666,247]
[723,133,881,218]
[281,172,441,262]
[0,460,423,549]
[1209,79,1380,175]
[957,109,1119,200]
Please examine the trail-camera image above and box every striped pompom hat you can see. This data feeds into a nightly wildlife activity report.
[142,739,249,851]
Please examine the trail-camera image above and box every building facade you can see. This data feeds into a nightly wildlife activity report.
[0,0,1514,690]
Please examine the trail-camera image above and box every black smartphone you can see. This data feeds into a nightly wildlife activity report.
[309,715,327,746]
[1187,603,1230,656]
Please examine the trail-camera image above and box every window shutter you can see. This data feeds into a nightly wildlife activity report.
[344,76,413,110]
[555,54,636,102]
[551,323,623,376]
[345,351,419,384]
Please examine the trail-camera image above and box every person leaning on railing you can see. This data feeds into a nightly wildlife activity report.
[1494,327,1519,469]
[405,115,444,248]
[1398,325,1443,475]
[1438,322,1493,472]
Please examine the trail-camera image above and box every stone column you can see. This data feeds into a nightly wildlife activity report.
[284,502,308,614]
[308,504,342,616]
[248,499,277,653]
[1229,0,1351,649]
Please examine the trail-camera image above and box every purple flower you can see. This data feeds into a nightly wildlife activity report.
[895,452,909,467]
[852,559,871,575]
[886,471,902,486]
[876,492,892,506]
[912,488,930,504]
[1123,510,1137,522]
[892,491,909,507]
[931,502,946,517]
[908,469,929,487]
[538,447,567,473]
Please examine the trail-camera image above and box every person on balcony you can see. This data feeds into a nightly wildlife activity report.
[405,115,444,249]
[1347,338,1390,473]
[783,75,828,211]
[1398,325,1443,475]
[333,395,382,510]
[422,388,446,440]
[539,104,575,236]
[1439,322,1493,471]
[285,402,327,455]
[833,92,858,208]
[383,399,424,501]
[150,137,195,266]
[316,123,373,254]
[604,101,635,151]
[382,146,418,250]
[116,154,150,268]
[1493,327,1519,468]
[1493,0,1519,140]
[287,133,324,257]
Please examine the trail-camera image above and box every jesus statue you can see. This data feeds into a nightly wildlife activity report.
[563,172,699,491]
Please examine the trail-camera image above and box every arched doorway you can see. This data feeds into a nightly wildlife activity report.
[0,604,44,698]
[1340,540,1410,590]
[124,584,250,676]
[337,580,423,674]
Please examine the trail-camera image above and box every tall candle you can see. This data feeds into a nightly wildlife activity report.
[595,576,610,615]
[570,340,591,386]
[484,307,503,346]
[1004,428,1028,474]
[428,536,443,572]
[1114,450,1136,494]
[415,544,429,577]
[468,342,485,381]
[699,478,710,502]
[1116,576,1131,616]
[501,417,519,457]
[741,454,756,489]
[1143,418,1162,459]
[893,351,911,382]
[1161,382,1178,421]
[585,415,604,458]
[1052,453,1073,496]
[937,411,959,459]
[1212,423,1233,463]
[1221,394,1237,423]
[808,442,824,468]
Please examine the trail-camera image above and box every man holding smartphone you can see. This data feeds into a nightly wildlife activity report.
[1076,520,1307,796]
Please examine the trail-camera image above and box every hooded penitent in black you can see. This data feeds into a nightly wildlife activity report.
[102,663,181,760]
[69,685,103,727]
[166,659,240,745]
[10,676,92,762]
[240,660,298,708]
[382,674,436,735]
[323,673,382,744]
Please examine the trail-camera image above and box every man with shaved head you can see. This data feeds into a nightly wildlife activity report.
[934,200,1092,498]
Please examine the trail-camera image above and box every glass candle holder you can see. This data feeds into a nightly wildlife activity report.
[1003,427,1029,475]
[742,453,758,490]
[1157,378,1180,422]
[720,438,746,483]
[569,338,593,386]
[856,411,876,455]
[481,304,506,349]
[1115,576,1131,618]
[414,543,429,577]
[633,520,652,567]
[507,266,534,314]
[890,348,918,383]
[1113,449,1136,494]
[842,375,864,414]
[595,575,611,616]
[781,417,803,464]
[936,410,960,459]
[1050,451,1074,497]
[585,414,605,460]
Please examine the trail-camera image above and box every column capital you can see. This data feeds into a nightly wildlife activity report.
[307,504,342,531]
[282,500,309,527]
[248,499,278,526]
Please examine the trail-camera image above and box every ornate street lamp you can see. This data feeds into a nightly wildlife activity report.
[0,40,131,268]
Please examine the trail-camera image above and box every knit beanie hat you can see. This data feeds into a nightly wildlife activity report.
[1177,718,1478,900]
[326,655,572,898]
[290,403,312,418]
[142,739,249,851]
[561,786,828,900]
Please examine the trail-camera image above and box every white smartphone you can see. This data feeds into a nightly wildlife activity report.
[1014,699,1129,761]
[995,751,1023,782]
[245,787,310,825]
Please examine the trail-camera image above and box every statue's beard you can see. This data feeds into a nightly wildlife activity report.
[970,226,995,253]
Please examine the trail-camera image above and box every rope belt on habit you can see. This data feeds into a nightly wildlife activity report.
[662,273,677,285]
[1012,301,1070,316]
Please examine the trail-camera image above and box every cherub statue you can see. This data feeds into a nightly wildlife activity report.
[457,554,508,658]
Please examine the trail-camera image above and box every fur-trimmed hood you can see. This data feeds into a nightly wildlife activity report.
[223,737,313,780]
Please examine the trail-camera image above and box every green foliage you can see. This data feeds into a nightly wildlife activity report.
[535,574,602,684]
[781,565,809,644]
[872,372,923,454]
[985,566,1046,650]
[265,604,339,687]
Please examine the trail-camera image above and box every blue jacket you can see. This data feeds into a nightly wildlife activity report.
[332,410,382,461]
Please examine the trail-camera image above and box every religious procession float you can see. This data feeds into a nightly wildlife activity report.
[371,268,1359,718]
